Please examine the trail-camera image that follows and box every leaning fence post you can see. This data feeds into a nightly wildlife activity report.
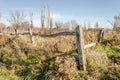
[76,25,86,71]
[98,29,104,42]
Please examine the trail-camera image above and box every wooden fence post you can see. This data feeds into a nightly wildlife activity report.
[98,29,104,42]
[76,25,86,71]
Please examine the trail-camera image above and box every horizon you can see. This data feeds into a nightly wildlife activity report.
[0,0,120,28]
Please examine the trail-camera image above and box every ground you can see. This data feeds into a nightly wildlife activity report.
[0,30,120,80]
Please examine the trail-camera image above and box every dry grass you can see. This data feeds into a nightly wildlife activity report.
[86,50,109,80]
[0,30,120,80]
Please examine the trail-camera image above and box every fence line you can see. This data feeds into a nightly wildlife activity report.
[0,25,104,71]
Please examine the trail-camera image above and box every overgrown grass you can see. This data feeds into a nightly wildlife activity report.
[0,32,120,80]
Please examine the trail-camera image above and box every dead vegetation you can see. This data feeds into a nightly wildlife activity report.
[0,29,120,80]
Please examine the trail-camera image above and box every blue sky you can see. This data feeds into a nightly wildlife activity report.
[0,0,120,28]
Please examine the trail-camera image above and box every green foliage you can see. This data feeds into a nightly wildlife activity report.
[0,68,21,80]
[91,43,120,58]
[25,56,39,65]
[100,64,120,80]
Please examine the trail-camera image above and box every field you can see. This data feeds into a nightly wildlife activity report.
[0,29,120,80]
[0,1,120,80]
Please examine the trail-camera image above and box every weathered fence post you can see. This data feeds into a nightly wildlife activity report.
[98,29,104,42]
[76,25,86,71]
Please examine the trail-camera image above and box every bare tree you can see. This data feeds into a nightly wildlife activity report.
[113,21,118,30]
[47,5,50,29]
[63,21,71,29]
[8,10,25,36]
[49,16,53,34]
[61,20,78,30]
[113,14,120,31]
[84,21,87,31]
[30,12,33,29]
[94,22,99,28]
[88,21,91,29]
[29,12,34,44]
[21,21,30,32]
[71,20,78,30]
[0,11,1,22]
[41,3,46,29]
[55,22,63,30]
[114,14,120,25]
[0,11,2,32]
[50,17,53,29]
[108,14,120,31]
